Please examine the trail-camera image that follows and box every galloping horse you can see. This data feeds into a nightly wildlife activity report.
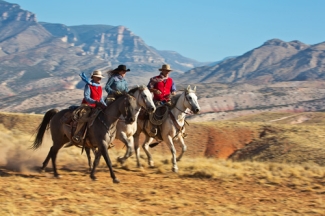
[134,85,200,172]
[31,94,138,183]
[84,85,156,168]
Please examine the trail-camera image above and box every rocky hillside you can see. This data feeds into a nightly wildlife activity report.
[178,39,325,84]
[0,1,207,99]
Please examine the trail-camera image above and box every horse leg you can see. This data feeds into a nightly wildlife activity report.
[40,149,52,172]
[49,144,63,178]
[134,131,142,168]
[164,136,178,172]
[142,136,155,167]
[117,134,134,165]
[90,150,101,181]
[85,147,92,172]
[176,137,187,162]
[101,144,120,184]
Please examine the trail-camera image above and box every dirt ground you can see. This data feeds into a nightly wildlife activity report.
[1,164,324,216]
[0,112,325,215]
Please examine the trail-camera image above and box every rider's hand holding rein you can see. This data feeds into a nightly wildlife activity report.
[151,89,161,95]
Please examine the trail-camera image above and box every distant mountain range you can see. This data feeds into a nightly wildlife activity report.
[176,39,325,84]
[0,0,209,98]
[1,0,325,116]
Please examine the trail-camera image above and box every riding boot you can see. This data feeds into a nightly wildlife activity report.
[72,122,86,143]
[150,125,157,136]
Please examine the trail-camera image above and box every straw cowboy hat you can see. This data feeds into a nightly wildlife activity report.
[158,64,172,71]
[91,70,105,78]
[113,64,131,72]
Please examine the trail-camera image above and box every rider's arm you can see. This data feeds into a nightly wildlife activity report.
[79,72,100,86]
[100,97,107,106]
[124,79,129,93]
[105,77,115,95]
[147,77,161,94]
[171,79,176,95]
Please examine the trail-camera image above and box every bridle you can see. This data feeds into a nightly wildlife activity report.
[137,88,149,109]
[101,94,135,121]
[136,87,155,113]
[174,91,195,115]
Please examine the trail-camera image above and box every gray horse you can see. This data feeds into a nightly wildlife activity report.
[84,85,156,170]
[31,94,138,183]
[134,85,200,172]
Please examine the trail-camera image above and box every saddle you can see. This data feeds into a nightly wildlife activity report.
[138,103,171,140]
[60,105,101,146]
[149,105,169,126]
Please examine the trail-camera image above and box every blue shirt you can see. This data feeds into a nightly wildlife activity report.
[105,75,128,95]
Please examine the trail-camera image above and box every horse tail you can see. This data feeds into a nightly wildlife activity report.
[31,109,59,150]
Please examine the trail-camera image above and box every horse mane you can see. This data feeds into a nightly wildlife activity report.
[170,94,182,108]
[170,87,194,108]
[128,85,147,95]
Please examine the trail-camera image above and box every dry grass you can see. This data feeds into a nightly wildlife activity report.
[1,112,325,215]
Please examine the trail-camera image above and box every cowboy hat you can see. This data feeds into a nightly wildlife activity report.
[113,64,131,72]
[91,70,105,78]
[158,64,172,71]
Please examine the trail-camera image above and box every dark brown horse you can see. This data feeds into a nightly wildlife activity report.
[31,94,138,183]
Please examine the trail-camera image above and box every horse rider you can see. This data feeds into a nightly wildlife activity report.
[71,70,107,143]
[105,64,130,104]
[147,64,176,135]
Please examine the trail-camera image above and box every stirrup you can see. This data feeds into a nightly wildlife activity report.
[72,135,82,143]
[107,143,115,149]
[150,127,157,135]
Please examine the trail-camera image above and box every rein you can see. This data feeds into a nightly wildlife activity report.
[136,87,152,112]
[169,91,196,139]
[99,95,133,125]
[173,92,193,115]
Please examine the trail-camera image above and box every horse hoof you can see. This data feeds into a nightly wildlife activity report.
[90,176,97,181]
[113,178,120,184]
[54,174,62,178]
[117,157,125,165]
[172,168,178,173]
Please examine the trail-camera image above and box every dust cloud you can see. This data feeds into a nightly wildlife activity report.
[0,128,53,173]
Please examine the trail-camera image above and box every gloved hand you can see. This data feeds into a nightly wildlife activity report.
[115,90,122,95]
[95,101,107,110]
[153,89,161,95]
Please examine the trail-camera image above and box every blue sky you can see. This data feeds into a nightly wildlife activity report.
[7,0,325,62]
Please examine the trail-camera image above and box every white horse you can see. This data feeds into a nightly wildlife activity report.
[85,85,156,169]
[134,85,200,172]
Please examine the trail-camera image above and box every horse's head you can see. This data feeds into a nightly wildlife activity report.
[137,85,156,113]
[129,85,156,114]
[183,85,200,114]
[119,93,138,124]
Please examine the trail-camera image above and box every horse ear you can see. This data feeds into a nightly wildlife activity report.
[187,85,190,91]
[193,86,196,92]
